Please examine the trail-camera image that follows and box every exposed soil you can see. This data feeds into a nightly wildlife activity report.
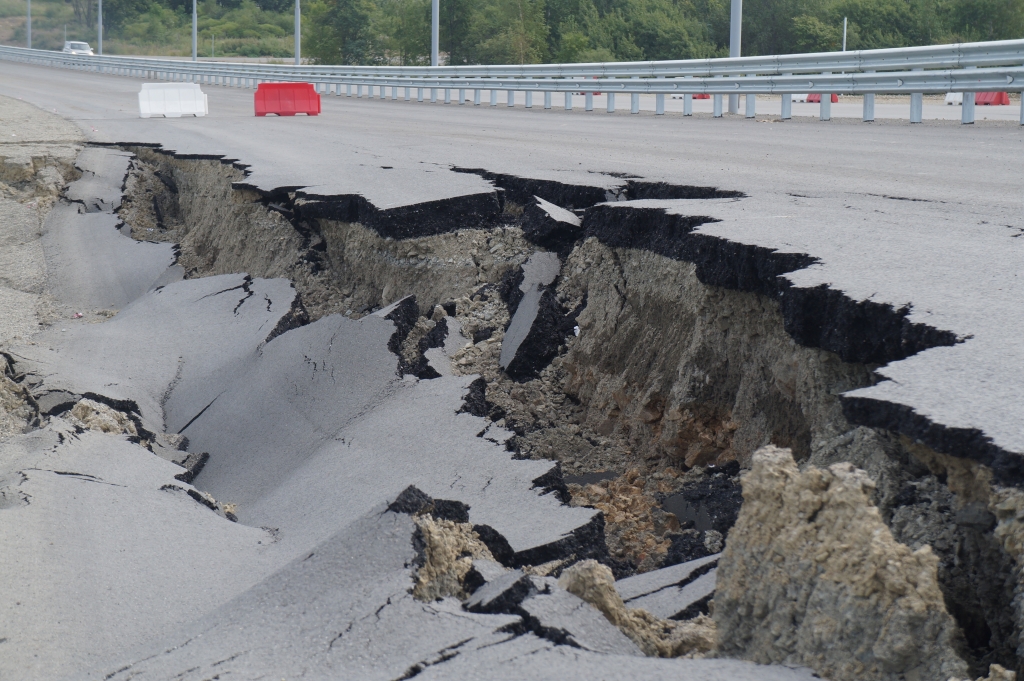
[112,143,1024,677]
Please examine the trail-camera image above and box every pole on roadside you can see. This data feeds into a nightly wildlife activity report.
[27,0,31,49]
[97,0,102,54]
[431,0,438,66]
[728,0,741,114]
[843,17,847,51]
[191,0,197,61]
[294,0,300,65]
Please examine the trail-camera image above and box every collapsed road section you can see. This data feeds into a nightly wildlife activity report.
[0,94,1022,681]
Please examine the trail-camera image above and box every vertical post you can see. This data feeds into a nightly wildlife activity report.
[474,89,481,105]
[507,90,514,107]
[431,0,439,67]
[417,87,424,101]
[585,92,593,111]
[458,88,465,104]
[393,86,398,100]
[490,89,497,106]
[728,0,742,114]
[564,92,572,110]
[656,93,664,115]
[684,93,692,116]
[191,0,196,61]
[909,92,923,123]
[27,0,31,49]
[630,92,639,114]
[745,93,755,118]
[781,92,792,119]
[294,0,300,65]
[820,94,831,121]
[713,94,722,117]
[962,92,975,124]
[962,66,976,125]
[430,88,437,102]
[607,92,615,113]
[444,88,450,103]
[525,91,532,108]
[842,17,847,51]
[863,72,874,121]
[406,87,411,101]
[98,0,103,55]
[544,91,552,109]
[1019,92,1024,125]
[347,83,352,96]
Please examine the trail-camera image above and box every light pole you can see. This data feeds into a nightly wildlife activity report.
[294,0,300,65]
[191,0,197,61]
[97,0,102,54]
[431,0,438,66]
[728,0,741,114]
[27,0,31,48]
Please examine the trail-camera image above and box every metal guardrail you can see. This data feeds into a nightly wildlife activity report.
[2,42,1022,124]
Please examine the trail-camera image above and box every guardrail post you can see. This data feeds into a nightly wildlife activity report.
[745,93,755,118]
[656,93,664,115]
[863,93,874,121]
[444,88,451,104]
[490,89,498,106]
[430,88,437,103]
[504,90,512,107]
[962,92,975,124]
[820,79,831,121]
[474,89,481,105]
[525,91,532,108]
[713,94,722,117]
[607,93,615,113]
[565,92,572,110]
[1019,92,1023,125]
[356,84,362,98]
[406,87,411,101]
[417,87,424,102]
[390,86,396,100]
[630,93,639,114]
[346,83,351,96]
[458,88,465,104]
[910,68,923,123]
[781,93,792,119]
[684,93,692,116]
[543,91,551,109]
[585,92,593,111]
[910,92,923,123]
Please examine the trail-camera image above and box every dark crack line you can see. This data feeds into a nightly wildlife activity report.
[328,623,354,651]
[389,638,474,681]
[177,392,224,434]
[621,559,718,603]
[233,276,255,315]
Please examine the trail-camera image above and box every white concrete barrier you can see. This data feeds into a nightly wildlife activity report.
[791,93,809,103]
[945,92,963,105]
[138,83,208,118]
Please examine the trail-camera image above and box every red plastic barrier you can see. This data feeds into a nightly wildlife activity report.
[255,82,321,116]
[694,94,710,99]
[976,91,1010,105]
[807,93,839,103]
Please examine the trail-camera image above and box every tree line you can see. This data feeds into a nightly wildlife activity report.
[10,0,1021,61]
[304,0,1024,65]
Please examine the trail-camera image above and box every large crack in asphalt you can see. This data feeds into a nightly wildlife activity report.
[2,122,1020,680]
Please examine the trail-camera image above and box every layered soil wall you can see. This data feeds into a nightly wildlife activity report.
[115,145,1024,678]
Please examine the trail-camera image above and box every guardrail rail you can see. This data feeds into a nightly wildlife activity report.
[2,41,1022,124]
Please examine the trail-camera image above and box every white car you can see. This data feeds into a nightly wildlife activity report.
[63,41,94,55]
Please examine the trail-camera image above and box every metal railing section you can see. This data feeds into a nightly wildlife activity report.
[1,41,1022,124]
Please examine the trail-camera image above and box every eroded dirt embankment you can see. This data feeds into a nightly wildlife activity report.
[108,144,1024,679]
